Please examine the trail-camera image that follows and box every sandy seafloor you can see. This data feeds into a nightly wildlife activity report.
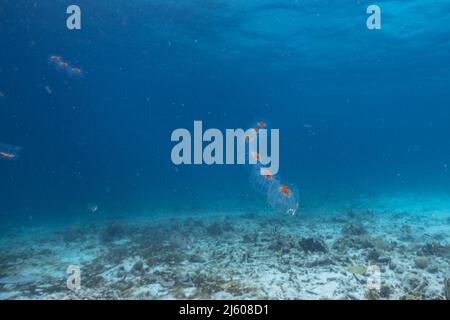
[0,193,449,300]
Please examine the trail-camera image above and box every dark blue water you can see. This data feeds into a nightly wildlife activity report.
[1,0,450,223]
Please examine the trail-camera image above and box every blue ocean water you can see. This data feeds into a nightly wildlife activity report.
[1,1,450,221]
[1,1,450,300]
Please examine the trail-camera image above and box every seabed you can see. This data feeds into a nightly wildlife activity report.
[0,193,449,300]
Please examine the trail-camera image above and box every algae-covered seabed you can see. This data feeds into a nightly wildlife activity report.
[0,194,449,300]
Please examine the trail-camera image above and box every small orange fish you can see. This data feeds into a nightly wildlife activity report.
[261,168,273,180]
[279,185,290,197]
[49,55,61,61]
[252,128,259,133]
[58,62,69,68]
[71,67,81,73]
[257,121,266,127]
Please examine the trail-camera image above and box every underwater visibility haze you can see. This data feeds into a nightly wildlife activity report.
[0,0,449,300]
